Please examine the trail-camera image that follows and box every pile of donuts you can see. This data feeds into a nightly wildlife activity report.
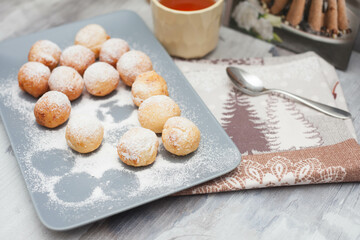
[17,24,201,167]
[262,0,351,38]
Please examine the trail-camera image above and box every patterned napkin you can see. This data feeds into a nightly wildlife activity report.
[173,52,360,194]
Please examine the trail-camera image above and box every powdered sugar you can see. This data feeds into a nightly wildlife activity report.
[83,62,119,93]
[75,24,108,47]
[28,40,61,68]
[66,114,103,141]
[139,95,175,109]
[116,50,153,80]
[165,116,197,130]
[99,38,130,66]
[164,120,192,147]
[162,117,200,154]
[117,127,158,162]
[32,40,61,55]
[71,143,121,178]
[60,45,95,74]
[131,70,168,106]
[138,95,181,133]
[48,66,84,92]
[39,90,71,108]
[19,62,50,83]
[132,80,152,95]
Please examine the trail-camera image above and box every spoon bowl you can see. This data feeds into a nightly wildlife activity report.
[226,66,264,92]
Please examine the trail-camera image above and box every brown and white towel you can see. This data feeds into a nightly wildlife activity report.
[174,52,360,194]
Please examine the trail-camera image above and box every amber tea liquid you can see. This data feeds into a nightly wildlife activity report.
[158,0,216,11]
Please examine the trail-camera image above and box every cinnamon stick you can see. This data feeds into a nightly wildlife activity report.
[308,0,323,32]
[270,0,289,15]
[338,0,349,30]
[286,0,306,26]
[326,0,338,34]
[321,12,325,28]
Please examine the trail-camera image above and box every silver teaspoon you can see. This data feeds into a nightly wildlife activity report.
[226,66,351,120]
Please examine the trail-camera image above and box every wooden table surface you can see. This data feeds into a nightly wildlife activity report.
[1,0,360,239]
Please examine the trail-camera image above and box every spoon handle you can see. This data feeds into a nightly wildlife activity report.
[268,89,352,119]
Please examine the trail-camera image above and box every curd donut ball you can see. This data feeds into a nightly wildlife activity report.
[162,117,201,156]
[131,71,169,107]
[65,115,104,154]
[48,66,84,101]
[34,91,71,128]
[83,62,120,96]
[117,127,159,167]
[18,62,50,98]
[28,40,61,70]
[99,38,130,67]
[75,24,110,58]
[60,45,95,75]
[138,95,181,133]
[116,50,153,87]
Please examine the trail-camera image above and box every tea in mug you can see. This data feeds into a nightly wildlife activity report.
[158,0,216,11]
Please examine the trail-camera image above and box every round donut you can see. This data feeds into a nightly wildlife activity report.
[28,40,61,70]
[117,127,159,167]
[83,62,120,96]
[99,38,130,67]
[18,62,50,98]
[75,24,110,58]
[131,71,169,107]
[138,95,181,133]
[60,45,95,75]
[65,115,104,153]
[116,50,153,87]
[162,117,201,156]
[34,91,71,128]
[48,66,84,101]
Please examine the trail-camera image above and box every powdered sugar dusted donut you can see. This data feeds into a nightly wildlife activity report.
[75,24,110,58]
[116,50,153,87]
[65,115,104,153]
[18,62,50,98]
[60,45,95,75]
[83,62,120,96]
[117,127,159,167]
[34,91,71,128]
[138,95,181,133]
[162,117,201,156]
[99,38,130,67]
[48,66,84,101]
[131,71,169,107]
[28,40,61,70]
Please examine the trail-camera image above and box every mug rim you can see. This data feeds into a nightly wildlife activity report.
[151,0,224,15]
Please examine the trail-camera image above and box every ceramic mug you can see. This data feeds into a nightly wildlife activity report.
[151,0,224,59]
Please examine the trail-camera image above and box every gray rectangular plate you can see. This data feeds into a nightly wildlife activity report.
[0,10,241,231]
